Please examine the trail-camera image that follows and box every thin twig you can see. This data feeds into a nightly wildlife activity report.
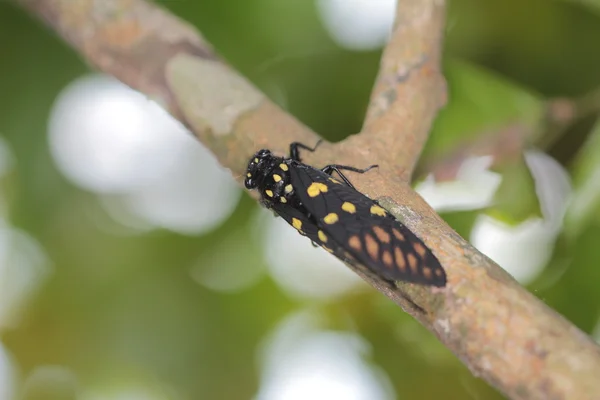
[538,90,600,150]
[14,0,600,399]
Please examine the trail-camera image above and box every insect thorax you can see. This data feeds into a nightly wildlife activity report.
[251,156,296,206]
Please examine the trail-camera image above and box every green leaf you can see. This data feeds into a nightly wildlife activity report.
[488,156,542,225]
[564,119,600,238]
[559,0,600,15]
[425,59,543,159]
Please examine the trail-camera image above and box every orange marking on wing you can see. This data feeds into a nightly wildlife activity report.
[394,247,406,271]
[382,251,393,268]
[364,234,379,260]
[348,235,362,251]
[392,229,405,241]
[414,243,427,257]
[407,253,418,274]
[372,226,391,243]
[423,267,433,280]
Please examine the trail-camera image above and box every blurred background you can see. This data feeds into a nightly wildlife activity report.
[1,0,600,398]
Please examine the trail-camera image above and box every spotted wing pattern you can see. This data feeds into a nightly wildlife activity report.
[269,201,353,263]
[289,164,446,287]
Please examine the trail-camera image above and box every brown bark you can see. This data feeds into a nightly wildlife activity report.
[14,0,600,399]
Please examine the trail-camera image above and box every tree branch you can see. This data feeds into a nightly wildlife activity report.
[14,0,600,399]
[359,0,447,182]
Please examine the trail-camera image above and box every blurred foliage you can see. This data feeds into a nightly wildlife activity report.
[1,0,600,399]
[566,120,600,237]
[490,156,542,224]
[426,59,543,158]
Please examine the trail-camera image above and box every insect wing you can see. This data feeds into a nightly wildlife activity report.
[289,165,446,286]
[269,201,348,256]
[269,202,318,239]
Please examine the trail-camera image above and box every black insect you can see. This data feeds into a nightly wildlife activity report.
[245,142,446,287]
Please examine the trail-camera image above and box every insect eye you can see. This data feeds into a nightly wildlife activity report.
[257,149,271,157]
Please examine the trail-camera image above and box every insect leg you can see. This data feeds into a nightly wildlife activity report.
[289,140,323,162]
[320,164,378,188]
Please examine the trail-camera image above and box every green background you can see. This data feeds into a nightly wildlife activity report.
[2,0,600,399]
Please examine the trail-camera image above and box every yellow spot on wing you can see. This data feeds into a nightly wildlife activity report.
[273,174,282,182]
[370,205,387,216]
[323,213,339,224]
[246,173,252,177]
[318,230,328,243]
[292,218,303,230]
[307,182,329,197]
[280,197,287,203]
[265,190,273,197]
[285,184,293,193]
[329,178,341,184]
[341,202,356,214]
[280,163,289,171]
[322,245,334,253]
[254,158,259,163]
